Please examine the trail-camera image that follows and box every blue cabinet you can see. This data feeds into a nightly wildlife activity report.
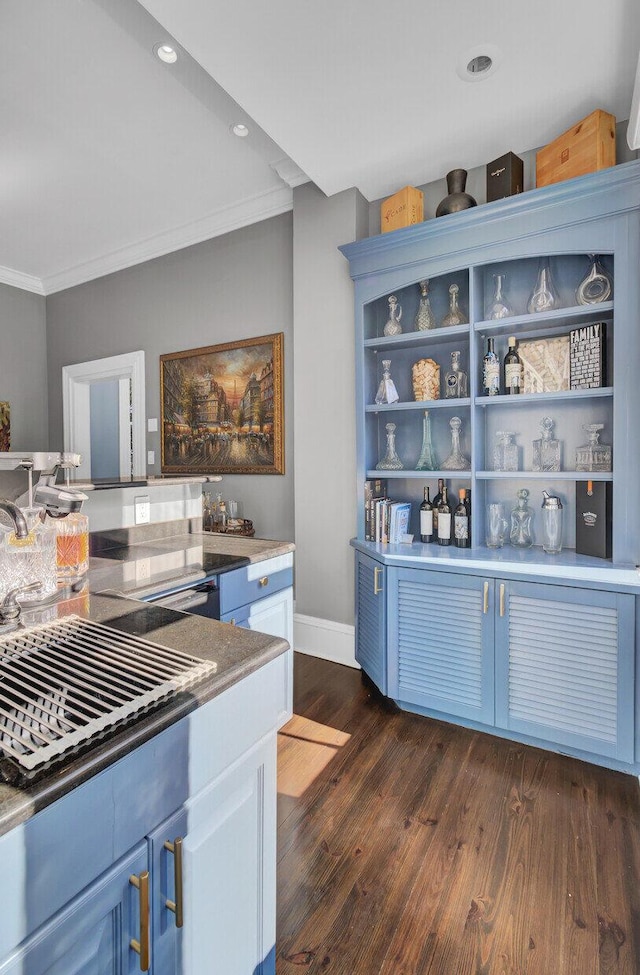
[354,552,387,693]
[388,567,495,724]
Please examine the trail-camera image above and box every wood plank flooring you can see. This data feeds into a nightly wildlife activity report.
[276,653,640,975]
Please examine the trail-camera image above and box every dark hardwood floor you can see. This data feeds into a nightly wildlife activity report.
[276,653,640,975]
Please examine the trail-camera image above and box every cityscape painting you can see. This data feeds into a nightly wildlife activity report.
[160,333,284,474]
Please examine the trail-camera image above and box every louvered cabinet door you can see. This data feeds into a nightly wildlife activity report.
[355,552,387,693]
[495,580,635,762]
[387,567,495,723]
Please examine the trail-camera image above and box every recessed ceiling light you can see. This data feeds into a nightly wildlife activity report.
[456,43,501,83]
[467,54,493,75]
[155,43,178,64]
[232,123,250,138]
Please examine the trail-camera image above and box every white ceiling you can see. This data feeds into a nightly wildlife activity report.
[3,0,640,294]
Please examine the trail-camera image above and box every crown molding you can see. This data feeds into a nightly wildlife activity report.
[40,184,293,295]
[0,265,46,295]
[270,157,310,189]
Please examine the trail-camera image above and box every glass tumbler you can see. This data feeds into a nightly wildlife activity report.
[486,503,509,548]
[54,511,89,581]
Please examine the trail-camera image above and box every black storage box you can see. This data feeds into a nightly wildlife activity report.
[575,480,612,559]
[486,151,524,202]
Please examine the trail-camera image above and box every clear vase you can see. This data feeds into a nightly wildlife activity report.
[527,260,558,314]
[414,280,436,331]
[383,295,403,336]
[376,422,404,470]
[441,416,470,471]
[486,273,513,320]
[415,411,438,471]
[441,283,467,327]
[374,359,399,405]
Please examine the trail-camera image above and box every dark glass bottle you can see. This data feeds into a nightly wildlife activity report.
[419,486,434,543]
[437,486,452,546]
[432,478,445,539]
[483,337,500,396]
[454,488,470,548]
[503,335,523,394]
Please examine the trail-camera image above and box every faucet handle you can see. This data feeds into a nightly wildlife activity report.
[1,582,43,620]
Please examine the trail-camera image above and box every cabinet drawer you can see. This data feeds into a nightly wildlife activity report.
[219,554,293,614]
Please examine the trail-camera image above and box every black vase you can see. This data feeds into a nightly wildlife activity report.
[436,169,477,218]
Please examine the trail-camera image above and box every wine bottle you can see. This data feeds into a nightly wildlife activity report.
[432,478,445,538]
[503,335,523,394]
[437,486,452,546]
[454,488,470,548]
[419,486,434,543]
[483,337,500,396]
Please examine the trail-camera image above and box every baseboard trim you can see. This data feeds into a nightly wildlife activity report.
[293,613,359,670]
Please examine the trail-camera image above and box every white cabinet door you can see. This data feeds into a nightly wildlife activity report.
[180,737,277,975]
[248,586,293,726]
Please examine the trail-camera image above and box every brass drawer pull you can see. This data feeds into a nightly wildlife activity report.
[164,837,184,928]
[499,583,506,617]
[483,581,489,614]
[373,566,383,595]
[129,870,150,971]
[258,576,269,587]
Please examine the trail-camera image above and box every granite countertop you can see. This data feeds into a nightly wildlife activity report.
[0,589,288,835]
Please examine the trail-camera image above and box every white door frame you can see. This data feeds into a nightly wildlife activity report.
[62,351,146,480]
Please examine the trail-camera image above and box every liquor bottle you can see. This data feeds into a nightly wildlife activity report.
[437,486,452,546]
[444,350,468,398]
[453,488,470,548]
[432,477,445,538]
[419,486,434,543]
[483,337,500,396]
[503,336,523,394]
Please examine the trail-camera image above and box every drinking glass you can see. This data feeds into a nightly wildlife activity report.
[486,503,508,548]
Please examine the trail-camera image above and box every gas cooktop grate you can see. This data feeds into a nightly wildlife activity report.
[0,615,216,771]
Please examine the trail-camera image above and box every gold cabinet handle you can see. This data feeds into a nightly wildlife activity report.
[164,837,184,929]
[483,581,489,615]
[129,871,150,971]
[258,576,269,587]
[373,566,383,595]
[499,583,506,617]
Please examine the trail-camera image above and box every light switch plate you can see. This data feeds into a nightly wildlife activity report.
[135,495,151,525]
[147,450,155,465]
[147,417,158,433]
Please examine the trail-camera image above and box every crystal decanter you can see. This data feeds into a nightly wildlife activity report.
[441,283,467,327]
[575,423,612,472]
[493,431,519,472]
[532,416,561,472]
[374,359,399,405]
[510,488,534,548]
[441,416,470,471]
[443,350,468,398]
[527,259,558,314]
[576,255,612,305]
[376,422,404,470]
[414,280,436,331]
[486,273,513,320]
[383,294,403,336]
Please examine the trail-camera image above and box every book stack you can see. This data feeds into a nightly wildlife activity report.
[364,481,411,544]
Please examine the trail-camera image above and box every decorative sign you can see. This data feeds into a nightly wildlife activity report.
[570,322,606,389]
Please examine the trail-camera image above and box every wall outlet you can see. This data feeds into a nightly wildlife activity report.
[135,495,151,525]
[135,557,151,582]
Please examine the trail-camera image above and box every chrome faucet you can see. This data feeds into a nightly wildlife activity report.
[0,500,28,539]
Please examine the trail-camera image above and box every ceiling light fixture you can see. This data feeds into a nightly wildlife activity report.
[232,123,250,138]
[456,43,501,83]
[155,43,178,64]
[467,54,493,75]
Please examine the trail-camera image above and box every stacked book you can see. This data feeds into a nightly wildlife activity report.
[364,480,411,544]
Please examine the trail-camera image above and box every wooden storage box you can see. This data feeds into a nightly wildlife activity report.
[536,109,616,188]
[380,185,424,233]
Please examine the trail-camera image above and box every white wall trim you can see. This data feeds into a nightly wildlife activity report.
[293,612,359,670]
[41,185,293,295]
[0,265,45,295]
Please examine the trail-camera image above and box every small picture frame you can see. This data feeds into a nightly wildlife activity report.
[570,322,606,389]
[518,335,570,393]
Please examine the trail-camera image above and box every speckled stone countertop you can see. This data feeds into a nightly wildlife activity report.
[0,589,288,836]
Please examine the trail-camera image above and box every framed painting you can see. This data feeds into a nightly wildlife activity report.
[160,333,284,474]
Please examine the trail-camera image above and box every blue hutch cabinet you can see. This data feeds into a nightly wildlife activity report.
[341,160,640,774]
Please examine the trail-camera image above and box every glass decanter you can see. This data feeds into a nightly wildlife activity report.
[441,415,470,471]
[527,259,558,314]
[510,488,534,548]
[485,273,513,320]
[376,422,404,470]
[576,255,612,305]
[414,280,436,331]
[441,283,467,327]
[374,359,400,405]
[575,423,612,472]
[532,416,561,472]
[493,431,519,472]
[383,294,403,336]
[415,410,438,471]
[443,350,468,398]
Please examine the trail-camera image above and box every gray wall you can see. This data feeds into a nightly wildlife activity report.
[90,380,120,479]
[46,214,294,541]
[0,284,48,451]
[293,185,368,625]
